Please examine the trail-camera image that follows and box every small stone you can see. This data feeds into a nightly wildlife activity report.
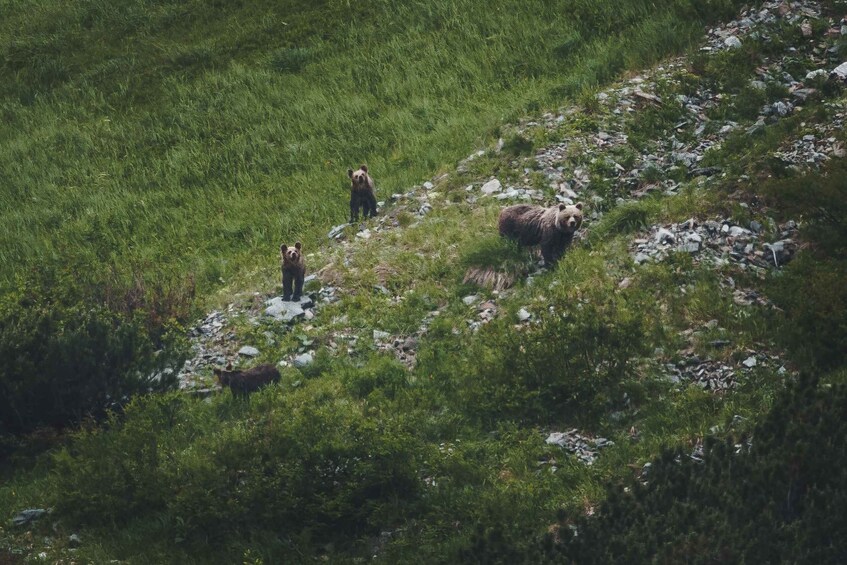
[729,226,752,237]
[831,62,847,81]
[481,179,503,194]
[656,228,675,244]
[12,508,47,527]
[805,69,828,80]
[462,295,479,306]
[749,220,763,233]
[634,252,651,265]
[238,346,260,357]
[373,330,390,341]
[800,21,812,37]
[423,181,434,190]
[68,534,82,547]
[293,352,314,368]
[517,308,532,322]
[724,36,742,49]
[742,356,758,368]
[327,224,349,240]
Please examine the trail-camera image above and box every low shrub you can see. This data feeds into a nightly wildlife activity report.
[0,281,185,434]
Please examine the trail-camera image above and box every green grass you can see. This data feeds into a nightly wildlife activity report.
[7,0,847,563]
[0,0,741,315]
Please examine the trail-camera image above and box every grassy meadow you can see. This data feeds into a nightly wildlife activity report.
[0,0,739,308]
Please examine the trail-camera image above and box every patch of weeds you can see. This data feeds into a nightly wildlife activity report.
[460,235,533,291]
[584,198,661,245]
[640,164,665,184]
[501,134,534,157]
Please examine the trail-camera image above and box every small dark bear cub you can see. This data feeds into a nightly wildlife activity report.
[347,165,377,222]
[214,363,281,397]
[498,202,584,265]
[281,241,306,301]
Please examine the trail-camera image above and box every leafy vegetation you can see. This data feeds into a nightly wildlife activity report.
[3,0,847,563]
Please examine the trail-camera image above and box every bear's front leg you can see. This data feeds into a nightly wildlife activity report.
[366,192,378,218]
[350,195,360,223]
[293,273,304,302]
[282,271,293,301]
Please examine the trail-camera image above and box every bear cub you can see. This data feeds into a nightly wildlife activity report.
[280,241,306,301]
[348,165,377,222]
[498,202,584,265]
[214,363,281,397]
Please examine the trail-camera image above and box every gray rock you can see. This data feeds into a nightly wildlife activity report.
[12,508,47,527]
[805,69,828,80]
[481,179,502,194]
[373,330,390,341]
[656,228,675,244]
[680,241,700,253]
[634,252,651,265]
[293,352,314,368]
[728,226,752,237]
[328,223,350,240]
[264,297,308,323]
[749,220,763,233]
[742,356,758,368]
[68,534,82,547]
[423,181,434,190]
[517,308,532,322]
[462,295,479,306]
[724,36,743,49]
[238,346,260,357]
[831,62,847,81]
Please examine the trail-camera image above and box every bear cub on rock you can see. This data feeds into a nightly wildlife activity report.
[280,241,306,301]
[214,363,281,398]
[498,202,584,265]
[348,165,377,222]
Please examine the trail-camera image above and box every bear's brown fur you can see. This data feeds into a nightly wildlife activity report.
[280,241,306,301]
[214,363,281,397]
[347,165,377,222]
[498,202,584,265]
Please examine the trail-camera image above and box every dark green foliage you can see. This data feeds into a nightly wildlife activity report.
[423,287,653,427]
[52,385,425,557]
[0,278,184,434]
[501,134,535,157]
[546,373,847,563]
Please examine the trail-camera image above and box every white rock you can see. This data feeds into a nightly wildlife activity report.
[831,62,847,81]
[238,346,260,357]
[742,356,757,368]
[724,36,743,49]
[481,179,502,194]
[423,181,434,190]
[805,69,827,80]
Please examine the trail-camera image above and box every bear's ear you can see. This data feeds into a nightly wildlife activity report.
[281,244,288,253]
[360,164,368,173]
[347,168,354,178]
[558,203,567,210]
[294,241,302,250]
[575,202,584,210]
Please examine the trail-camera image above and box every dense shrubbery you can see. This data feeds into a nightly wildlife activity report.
[539,373,847,563]
[52,382,426,558]
[0,276,185,434]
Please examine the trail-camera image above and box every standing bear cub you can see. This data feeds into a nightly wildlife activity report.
[280,241,306,301]
[498,202,584,265]
[348,165,377,222]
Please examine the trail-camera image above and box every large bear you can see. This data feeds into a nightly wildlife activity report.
[498,202,584,265]
[347,165,377,222]
[280,241,306,301]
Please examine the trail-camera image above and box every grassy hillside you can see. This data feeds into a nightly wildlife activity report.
[0,0,739,310]
[3,0,847,563]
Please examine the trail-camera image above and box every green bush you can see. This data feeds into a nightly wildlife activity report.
[0,280,185,434]
[544,373,847,563]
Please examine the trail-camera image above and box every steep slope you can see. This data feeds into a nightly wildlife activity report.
[2,0,847,563]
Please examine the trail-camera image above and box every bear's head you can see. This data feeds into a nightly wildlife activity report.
[213,363,235,386]
[555,202,584,233]
[348,165,370,190]
[280,241,303,266]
